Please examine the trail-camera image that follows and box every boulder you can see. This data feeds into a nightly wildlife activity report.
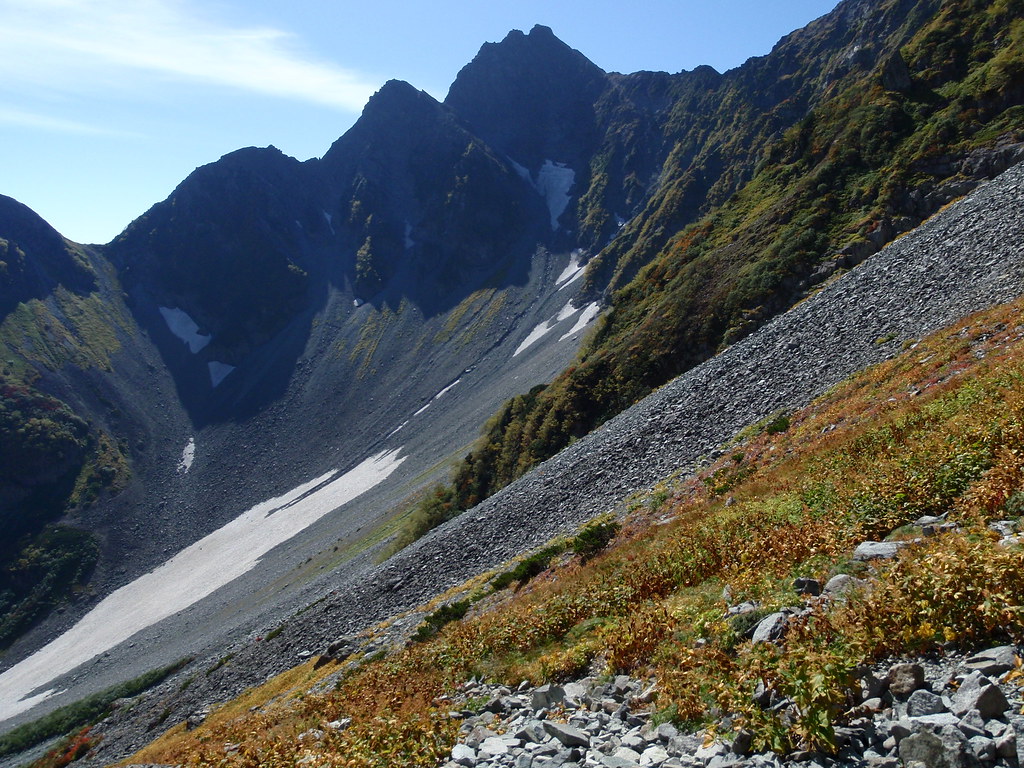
[951,671,1009,720]
[793,577,822,596]
[543,720,590,748]
[898,724,980,768]
[888,663,925,699]
[532,683,566,710]
[824,574,861,594]
[638,744,670,765]
[853,541,910,561]
[451,743,477,767]
[751,612,789,643]
[907,689,947,717]
[963,646,1017,677]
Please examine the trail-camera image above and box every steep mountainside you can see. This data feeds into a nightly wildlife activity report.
[57,148,1024,768]
[437,0,1024,512]
[1,0,1023,746]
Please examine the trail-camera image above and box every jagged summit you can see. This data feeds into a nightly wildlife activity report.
[444,24,606,170]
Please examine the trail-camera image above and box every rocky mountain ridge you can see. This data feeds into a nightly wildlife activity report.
[1,0,1023,754]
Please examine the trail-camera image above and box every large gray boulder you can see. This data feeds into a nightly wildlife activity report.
[898,724,981,768]
[951,671,1009,720]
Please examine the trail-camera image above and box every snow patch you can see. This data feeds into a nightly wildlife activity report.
[559,302,601,342]
[509,158,575,230]
[514,302,584,357]
[413,379,462,417]
[0,449,405,723]
[387,420,409,438]
[322,210,335,235]
[535,160,575,230]
[556,301,578,322]
[404,221,415,249]
[509,158,531,182]
[158,307,211,353]
[514,319,556,357]
[178,438,195,474]
[208,361,235,388]
[556,250,587,289]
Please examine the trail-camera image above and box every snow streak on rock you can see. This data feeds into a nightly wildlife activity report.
[558,302,600,342]
[178,437,196,474]
[535,160,575,230]
[158,307,211,353]
[208,361,235,387]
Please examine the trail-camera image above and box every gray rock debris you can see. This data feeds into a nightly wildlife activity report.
[438,645,1024,767]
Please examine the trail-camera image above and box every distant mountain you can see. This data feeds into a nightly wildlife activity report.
[0,0,1022,733]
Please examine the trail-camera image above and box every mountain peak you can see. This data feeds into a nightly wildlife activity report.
[444,24,607,168]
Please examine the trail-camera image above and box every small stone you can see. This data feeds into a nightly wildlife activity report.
[544,721,591,748]
[995,729,1017,758]
[888,663,925,699]
[564,681,590,707]
[621,733,648,750]
[694,741,728,762]
[751,612,789,643]
[732,729,753,755]
[907,689,946,717]
[652,723,679,743]
[602,757,640,768]
[613,747,643,762]
[639,745,670,766]
[726,600,758,616]
[968,735,996,761]
[911,713,961,729]
[988,520,1017,537]
[853,541,910,560]
[957,709,988,739]
[613,676,634,696]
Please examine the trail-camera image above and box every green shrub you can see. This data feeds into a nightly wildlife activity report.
[490,544,565,591]
[572,521,620,559]
[413,600,471,642]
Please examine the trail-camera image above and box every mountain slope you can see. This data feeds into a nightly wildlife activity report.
[437,0,1024,512]
[84,152,1024,768]
[2,0,1024,748]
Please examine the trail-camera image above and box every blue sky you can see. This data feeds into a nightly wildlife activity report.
[0,0,837,244]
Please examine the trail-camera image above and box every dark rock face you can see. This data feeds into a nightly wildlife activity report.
[444,25,608,174]
[0,195,95,315]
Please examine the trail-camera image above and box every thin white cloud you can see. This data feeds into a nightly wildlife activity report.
[0,106,139,136]
[0,0,377,111]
